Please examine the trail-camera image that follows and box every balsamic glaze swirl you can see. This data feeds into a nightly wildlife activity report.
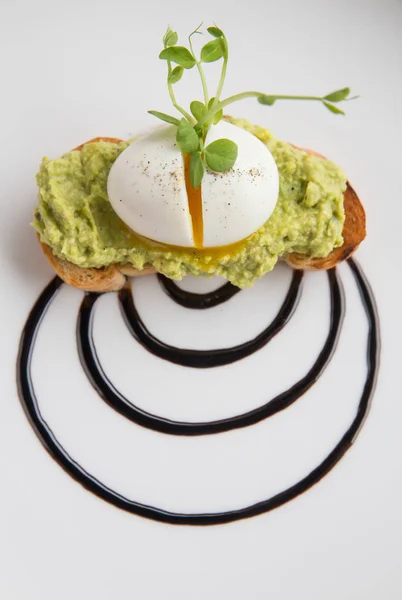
[118,270,303,368]
[77,269,343,435]
[157,274,241,309]
[16,259,380,526]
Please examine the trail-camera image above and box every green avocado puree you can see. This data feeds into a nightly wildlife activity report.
[33,118,346,288]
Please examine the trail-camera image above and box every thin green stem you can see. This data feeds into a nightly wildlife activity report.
[264,95,324,101]
[167,61,194,122]
[188,28,209,106]
[196,91,326,128]
[214,55,228,104]
[197,63,209,106]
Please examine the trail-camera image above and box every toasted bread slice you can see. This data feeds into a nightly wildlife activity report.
[286,146,366,270]
[285,181,365,270]
[74,136,125,150]
[39,237,128,292]
[36,137,366,291]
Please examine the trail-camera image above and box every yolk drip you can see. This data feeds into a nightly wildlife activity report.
[183,153,204,248]
[125,153,254,268]
[128,229,253,269]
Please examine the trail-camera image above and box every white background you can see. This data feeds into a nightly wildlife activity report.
[1,0,402,598]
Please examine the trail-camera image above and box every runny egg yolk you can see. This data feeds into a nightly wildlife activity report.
[183,153,204,249]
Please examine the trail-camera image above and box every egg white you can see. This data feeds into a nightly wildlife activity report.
[202,121,279,246]
[107,126,193,247]
[107,121,279,249]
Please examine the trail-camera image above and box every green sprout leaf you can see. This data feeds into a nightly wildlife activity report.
[190,152,204,189]
[204,138,238,172]
[207,26,224,38]
[148,110,181,126]
[153,24,357,189]
[324,87,350,102]
[258,95,276,106]
[213,110,223,125]
[200,39,224,63]
[176,119,200,153]
[163,28,178,47]
[159,46,196,69]
[323,101,345,115]
[208,97,223,124]
[169,66,184,84]
[190,101,207,121]
[220,37,228,59]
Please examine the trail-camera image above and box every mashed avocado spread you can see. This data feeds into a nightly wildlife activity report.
[33,118,346,288]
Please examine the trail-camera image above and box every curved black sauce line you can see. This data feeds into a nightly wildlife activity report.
[16,259,380,526]
[117,270,303,368]
[76,270,344,436]
[157,274,241,309]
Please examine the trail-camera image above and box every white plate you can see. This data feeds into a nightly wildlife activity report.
[1,0,402,598]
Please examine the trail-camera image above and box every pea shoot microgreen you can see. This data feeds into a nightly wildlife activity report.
[149,24,357,189]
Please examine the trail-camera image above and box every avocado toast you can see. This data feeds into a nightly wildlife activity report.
[35,129,365,292]
[33,25,365,292]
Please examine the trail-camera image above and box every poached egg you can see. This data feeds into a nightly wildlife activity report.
[107,120,279,250]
